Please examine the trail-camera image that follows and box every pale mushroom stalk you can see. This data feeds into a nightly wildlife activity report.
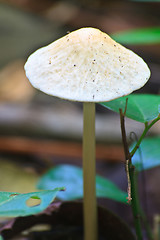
[24,27,150,240]
[83,102,97,240]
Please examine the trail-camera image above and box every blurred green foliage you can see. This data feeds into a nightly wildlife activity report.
[112,27,160,45]
[101,94,160,123]
[37,164,127,203]
[131,137,160,171]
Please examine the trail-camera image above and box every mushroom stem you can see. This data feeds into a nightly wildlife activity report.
[83,102,98,240]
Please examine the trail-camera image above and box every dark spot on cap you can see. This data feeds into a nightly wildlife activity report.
[74,64,76,67]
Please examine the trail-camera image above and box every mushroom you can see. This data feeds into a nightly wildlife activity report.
[24,27,150,240]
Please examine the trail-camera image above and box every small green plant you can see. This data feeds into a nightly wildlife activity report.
[102,93,160,240]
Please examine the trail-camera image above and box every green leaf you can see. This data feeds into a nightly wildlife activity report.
[111,27,160,45]
[37,165,127,204]
[131,137,160,171]
[0,236,4,240]
[0,188,64,217]
[101,94,160,123]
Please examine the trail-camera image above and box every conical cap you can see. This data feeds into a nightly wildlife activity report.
[25,27,150,102]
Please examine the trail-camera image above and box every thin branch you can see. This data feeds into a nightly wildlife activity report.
[119,101,155,240]
[119,108,130,161]
[119,100,143,240]
[119,107,132,203]
[130,115,160,158]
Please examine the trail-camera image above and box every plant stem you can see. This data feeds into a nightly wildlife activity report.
[120,107,158,240]
[130,168,153,240]
[129,164,143,240]
[120,108,143,240]
[83,102,98,240]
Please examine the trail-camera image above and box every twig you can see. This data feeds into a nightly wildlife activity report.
[126,159,132,203]
[130,115,160,158]
[119,104,143,240]
[0,137,124,162]
[119,105,132,203]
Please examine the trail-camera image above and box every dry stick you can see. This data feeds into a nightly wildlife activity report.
[0,137,124,162]
[119,107,143,240]
[83,102,98,240]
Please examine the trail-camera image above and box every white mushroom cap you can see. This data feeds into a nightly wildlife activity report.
[24,27,150,102]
